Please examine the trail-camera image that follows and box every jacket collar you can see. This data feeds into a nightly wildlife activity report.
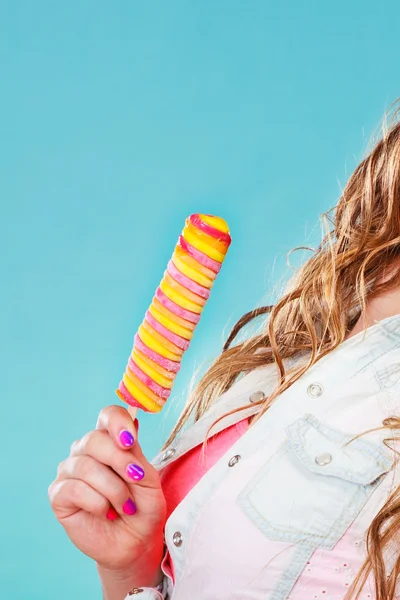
[152,313,400,468]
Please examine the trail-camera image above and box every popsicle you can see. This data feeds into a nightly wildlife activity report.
[116,213,231,415]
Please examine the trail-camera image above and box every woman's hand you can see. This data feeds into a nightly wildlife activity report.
[48,405,167,581]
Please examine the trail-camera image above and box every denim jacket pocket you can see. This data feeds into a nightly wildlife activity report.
[237,413,393,550]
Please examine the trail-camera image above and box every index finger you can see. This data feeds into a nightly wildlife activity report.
[96,405,138,450]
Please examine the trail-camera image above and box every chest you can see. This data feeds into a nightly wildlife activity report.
[160,360,399,599]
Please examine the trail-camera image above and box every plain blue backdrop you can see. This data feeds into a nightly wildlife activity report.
[1,1,399,598]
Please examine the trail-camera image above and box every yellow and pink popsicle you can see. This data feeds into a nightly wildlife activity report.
[116,214,231,412]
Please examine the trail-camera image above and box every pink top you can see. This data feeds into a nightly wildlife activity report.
[160,418,249,582]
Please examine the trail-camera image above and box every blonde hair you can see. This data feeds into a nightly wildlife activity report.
[165,102,400,599]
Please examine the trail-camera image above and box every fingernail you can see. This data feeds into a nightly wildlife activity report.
[126,463,144,480]
[119,430,135,448]
[122,498,137,515]
[106,507,118,520]
[134,418,139,433]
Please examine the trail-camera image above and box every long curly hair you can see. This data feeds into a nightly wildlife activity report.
[165,102,400,599]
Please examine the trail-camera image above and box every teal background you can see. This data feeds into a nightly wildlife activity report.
[1,1,399,598]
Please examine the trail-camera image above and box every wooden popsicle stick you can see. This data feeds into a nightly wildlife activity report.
[128,406,138,421]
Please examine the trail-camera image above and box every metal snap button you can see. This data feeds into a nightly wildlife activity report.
[228,454,241,467]
[249,390,266,403]
[128,588,144,595]
[315,452,332,466]
[173,531,183,547]
[161,448,176,462]
[307,383,323,397]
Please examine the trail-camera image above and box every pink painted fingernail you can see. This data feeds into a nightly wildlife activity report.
[127,463,144,480]
[106,507,118,520]
[119,430,135,447]
[123,498,137,515]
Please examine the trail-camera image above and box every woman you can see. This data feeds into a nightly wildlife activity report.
[49,105,400,600]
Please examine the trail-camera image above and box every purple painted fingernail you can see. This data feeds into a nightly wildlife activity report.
[123,498,137,515]
[127,463,144,480]
[119,430,134,447]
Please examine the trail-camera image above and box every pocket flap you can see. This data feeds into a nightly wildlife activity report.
[285,414,393,485]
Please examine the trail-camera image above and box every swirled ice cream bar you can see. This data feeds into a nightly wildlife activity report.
[116,214,231,412]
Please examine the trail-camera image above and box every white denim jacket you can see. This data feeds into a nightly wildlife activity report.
[124,315,400,600]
